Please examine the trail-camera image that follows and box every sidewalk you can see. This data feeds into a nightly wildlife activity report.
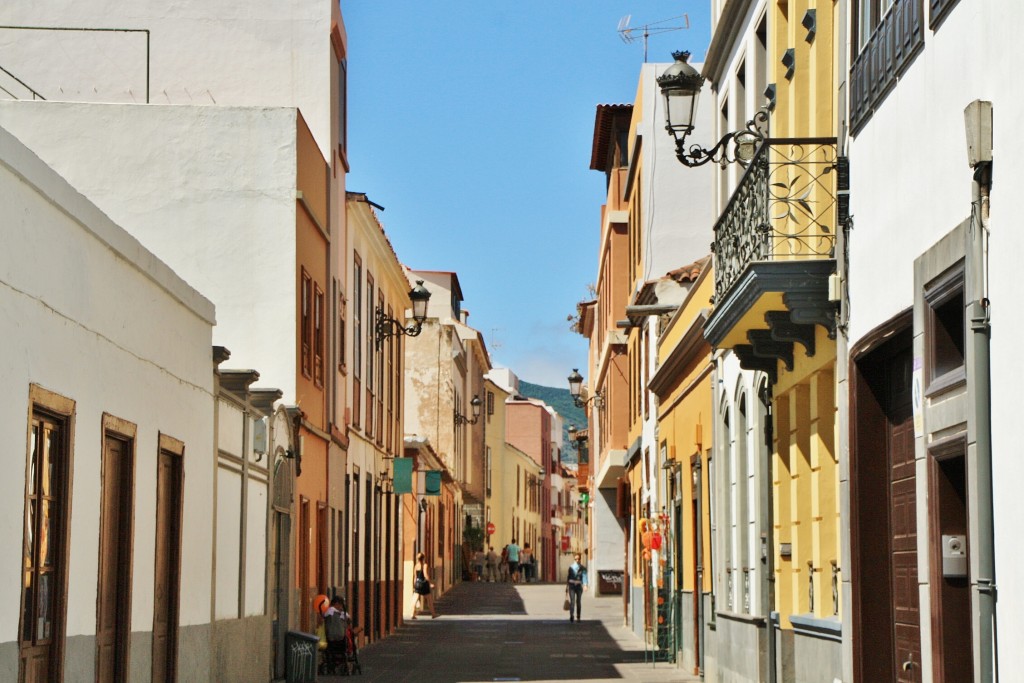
[321,581,701,682]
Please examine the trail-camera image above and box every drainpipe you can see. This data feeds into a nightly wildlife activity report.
[761,383,777,683]
[965,100,995,683]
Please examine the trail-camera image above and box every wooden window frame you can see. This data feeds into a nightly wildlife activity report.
[366,272,375,437]
[301,269,313,379]
[376,290,385,445]
[338,286,347,375]
[314,284,325,388]
[392,326,402,455]
[20,385,76,683]
[849,0,924,133]
[352,254,362,428]
[929,0,961,30]
[386,302,394,453]
[924,264,966,396]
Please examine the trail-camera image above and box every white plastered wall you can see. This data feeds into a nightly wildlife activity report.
[844,0,1024,676]
[0,126,215,644]
[0,100,301,400]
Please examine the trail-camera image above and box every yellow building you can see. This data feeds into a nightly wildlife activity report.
[345,192,413,641]
[694,1,843,680]
[649,258,715,673]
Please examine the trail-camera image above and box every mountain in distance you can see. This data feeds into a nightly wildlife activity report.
[517,380,586,464]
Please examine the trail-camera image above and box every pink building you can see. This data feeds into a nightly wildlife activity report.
[505,397,555,581]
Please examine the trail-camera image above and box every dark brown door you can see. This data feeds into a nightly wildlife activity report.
[852,322,922,683]
[298,497,311,632]
[97,434,134,682]
[152,449,183,683]
[888,351,921,682]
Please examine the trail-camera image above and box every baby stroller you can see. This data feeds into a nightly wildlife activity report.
[319,611,361,676]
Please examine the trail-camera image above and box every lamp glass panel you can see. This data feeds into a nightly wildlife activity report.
[664,89,699,134]
[411,296,428,322]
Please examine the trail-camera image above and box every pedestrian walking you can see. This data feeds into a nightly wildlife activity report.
[499,547,510,582]
[565,552,588,622]
[506,538,521,583]
[520,543,533,582]
[473,547,485,581]
[411,552,437,619]
[485,546,498,582]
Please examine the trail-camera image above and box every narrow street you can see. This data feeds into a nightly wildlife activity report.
[323,582,700,683]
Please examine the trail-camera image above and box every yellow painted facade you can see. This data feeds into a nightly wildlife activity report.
[766,0,841,627]
[654,266,715,595]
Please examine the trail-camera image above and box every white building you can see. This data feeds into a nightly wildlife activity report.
[843,1,1017,681]
[0,124,216,681]
[617,60,713,641]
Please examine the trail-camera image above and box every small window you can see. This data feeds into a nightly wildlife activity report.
[925,266,965,389]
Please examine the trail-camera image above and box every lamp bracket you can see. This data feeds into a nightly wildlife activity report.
[573,393,604,409]
[375,307,424,349]
[674,106,770,168]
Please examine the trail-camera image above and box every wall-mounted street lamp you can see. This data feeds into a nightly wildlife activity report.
[376,466,393,494]
[454,395,483,426]
[567,424,589,466]
[657,50,769,167]
[567,368,603,408]
[375,280,432,349]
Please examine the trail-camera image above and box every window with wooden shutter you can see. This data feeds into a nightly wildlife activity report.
[314,284,324,387]
[301,269,312,379]
[377,290,385,445]
[850,0,924,133]
[929,0,961,30]
[365,272,375,437]
[352,254,362,428]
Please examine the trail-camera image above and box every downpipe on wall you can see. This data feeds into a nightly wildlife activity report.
[966,96,995,683]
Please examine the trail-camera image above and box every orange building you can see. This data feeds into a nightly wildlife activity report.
[574,103,634,600]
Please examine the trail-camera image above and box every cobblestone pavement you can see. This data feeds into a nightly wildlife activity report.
[320,581,701,683]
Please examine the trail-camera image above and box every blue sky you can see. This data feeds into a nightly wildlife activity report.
[343,2,712,388]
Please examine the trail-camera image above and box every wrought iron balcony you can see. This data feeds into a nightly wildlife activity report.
[711,138,841,306]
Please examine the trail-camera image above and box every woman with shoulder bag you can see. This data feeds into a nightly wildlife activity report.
[566,553,588,622]
[412,552,437,619]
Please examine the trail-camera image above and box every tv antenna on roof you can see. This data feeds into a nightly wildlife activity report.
[617,13,690,62]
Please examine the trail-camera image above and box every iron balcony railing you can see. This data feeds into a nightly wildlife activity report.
[711,138,842,305]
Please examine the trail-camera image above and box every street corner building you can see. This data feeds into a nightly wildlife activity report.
[0,124,219,681]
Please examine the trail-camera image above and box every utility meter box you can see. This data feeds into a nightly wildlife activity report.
[942,534,968,578]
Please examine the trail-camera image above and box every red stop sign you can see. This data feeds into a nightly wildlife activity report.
[486,522,496,536]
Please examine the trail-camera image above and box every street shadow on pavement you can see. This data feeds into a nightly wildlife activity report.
[353,618,650,682]
[431,579,528,615]
[339,583,659,682]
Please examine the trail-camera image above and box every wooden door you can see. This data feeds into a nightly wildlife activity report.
[20,413,69,683]
[888,350,921,682]
[152,448,183,683]
[97,434,134,682]
[298,497,310,632]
